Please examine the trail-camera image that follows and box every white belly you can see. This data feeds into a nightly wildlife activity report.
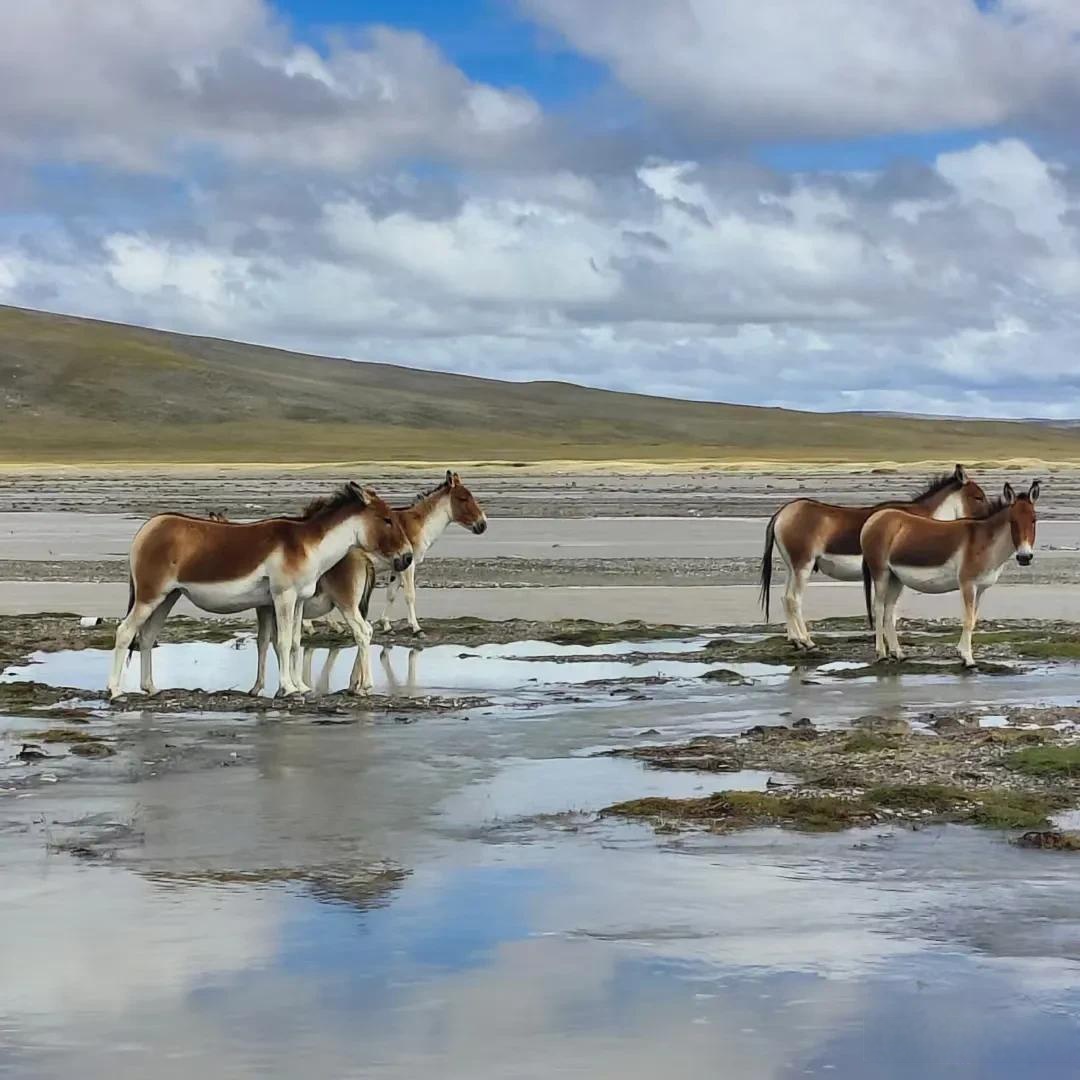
[891,562,958,595]
[182,574,272,614]
[815,554,864,581]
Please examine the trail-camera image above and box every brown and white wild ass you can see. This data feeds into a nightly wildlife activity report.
[759,465,989,649]
[250,472,486,694]
[377,471,487,634]
[860,481,1040,666]
[108,483,413,699]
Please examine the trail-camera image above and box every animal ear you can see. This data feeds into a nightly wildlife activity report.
[1029,479,1042,503]
[361,486,379,505]
[446,469,459,487]
[452,471,461,486]
[954,464,968,484]
[1002,482,1016,505]
[346,480,367,504]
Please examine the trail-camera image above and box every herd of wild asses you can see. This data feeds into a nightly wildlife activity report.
[105,465,1039,697]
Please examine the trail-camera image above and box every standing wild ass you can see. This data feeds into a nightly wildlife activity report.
[861,480,1040,666]
[251,471,487,694]
[760,465,989,649]
[108,483,412,699]
[377,471,487,634]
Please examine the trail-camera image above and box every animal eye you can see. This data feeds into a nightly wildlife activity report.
[383,516,392,525]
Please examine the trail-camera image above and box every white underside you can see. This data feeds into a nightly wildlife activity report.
[890,560,959,594]
[815,554,864,582]
[181,568,317,614]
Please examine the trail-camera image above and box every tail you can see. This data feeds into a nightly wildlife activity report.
[862,559,873,628]
[360,559,376,620]
[759,513,778,620]
[125,573,139,661]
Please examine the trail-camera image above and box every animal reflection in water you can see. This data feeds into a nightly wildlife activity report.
[299,644,422,696]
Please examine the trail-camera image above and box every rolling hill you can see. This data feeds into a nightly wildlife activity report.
[2,304,1078,465]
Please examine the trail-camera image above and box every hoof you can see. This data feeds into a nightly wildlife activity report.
[410,627,425,638]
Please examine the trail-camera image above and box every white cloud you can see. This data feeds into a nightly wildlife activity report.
[6,136,1080,416]
[3,4,1080,416]
[524,0,1080,140]
[0,1,542,171]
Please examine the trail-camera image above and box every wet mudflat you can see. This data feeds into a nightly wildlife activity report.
[4,620,1080,1078]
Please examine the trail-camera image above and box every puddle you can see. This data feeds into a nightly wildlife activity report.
[0,638,792,697]
[5,628,1080,1076]
[438,756,783,825]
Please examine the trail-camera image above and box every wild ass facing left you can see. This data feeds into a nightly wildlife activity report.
[108,483,413,699]
[860,481,1040,667]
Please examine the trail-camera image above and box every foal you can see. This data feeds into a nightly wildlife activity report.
[861,481,1040,666]
[760,465,989,648]
[108,483,412,699]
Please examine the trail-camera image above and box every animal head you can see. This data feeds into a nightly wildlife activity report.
[929,464,991,521]
[1003,479,1041,566]
[330,482,413,573]
[444,470,488,534]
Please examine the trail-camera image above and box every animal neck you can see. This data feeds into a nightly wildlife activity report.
[977,508,1017,569]
[303,509,364,576]
[404,493,453,560]
[923,485,963,520]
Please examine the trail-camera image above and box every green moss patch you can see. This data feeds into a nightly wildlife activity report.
[1005,745,1080,779]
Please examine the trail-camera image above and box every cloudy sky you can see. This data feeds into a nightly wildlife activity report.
[4,0,1080,416]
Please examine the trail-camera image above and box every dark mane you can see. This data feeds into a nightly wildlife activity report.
[910,472,960,502]
[298,484,365,520]
[399,478,451,510]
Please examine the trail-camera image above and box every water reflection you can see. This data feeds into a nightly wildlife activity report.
[3,829,1080,1079]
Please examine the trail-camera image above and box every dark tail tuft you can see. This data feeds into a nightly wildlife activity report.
[862,559,874,628]
[759,513,778,620]
[126,573,139,654]
[359,559,376,620]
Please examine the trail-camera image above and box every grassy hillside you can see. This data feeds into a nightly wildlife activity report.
[2,304,1078,464]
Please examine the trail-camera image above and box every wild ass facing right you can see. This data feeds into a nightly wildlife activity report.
[759,465,989,649]
[861,480,1040,667]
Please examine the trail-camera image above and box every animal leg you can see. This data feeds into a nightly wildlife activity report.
[871,574,890,661]
[407,647,420,693]
[882,575,905,660]
[781,553,807,648]
[339,604,374,694]
[108,598,161,699]
[378,577,400,632]
[957,583,978,667]
[250,606,273,695]
[791,564,817,648]
[272,590,301,696]
[137,590,180,694]
[403,564,422,635]
[290,597,311,693]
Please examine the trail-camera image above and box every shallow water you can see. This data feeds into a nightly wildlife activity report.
[4,635,1080,1079]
